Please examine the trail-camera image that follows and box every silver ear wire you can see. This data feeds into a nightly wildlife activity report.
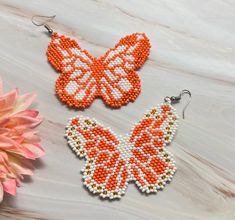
[31,15,56,35]
[164,89,192,119]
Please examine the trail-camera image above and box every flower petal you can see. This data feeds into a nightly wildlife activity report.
[22,130,40,142]
[23,143,45,158]
[0,111,42,129]
[13,93,36,113]
[8,154,34,176]
[0,89,18,113]
[2,179,16,195]
[0,183,3,202]
[0,136,37,159]
[0,78,3,95]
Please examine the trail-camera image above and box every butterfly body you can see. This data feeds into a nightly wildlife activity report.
[47,33,150,108]
[66,103,178,199]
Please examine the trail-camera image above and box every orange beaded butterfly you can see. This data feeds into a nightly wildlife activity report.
[47,32,150,108]
[66,102,178,199]
[32,16,150,108]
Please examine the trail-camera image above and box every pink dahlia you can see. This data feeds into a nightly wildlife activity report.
[0,79,44,202]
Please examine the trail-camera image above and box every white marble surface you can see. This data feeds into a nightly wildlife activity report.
[0,0,235,219]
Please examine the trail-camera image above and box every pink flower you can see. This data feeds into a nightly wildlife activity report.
[0,79,44,202]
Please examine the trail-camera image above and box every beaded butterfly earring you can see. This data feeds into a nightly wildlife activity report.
[32,15,150,109]
[65,90,191,199]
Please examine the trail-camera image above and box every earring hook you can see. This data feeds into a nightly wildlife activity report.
[31,15,56,35]
[164,89,192,119]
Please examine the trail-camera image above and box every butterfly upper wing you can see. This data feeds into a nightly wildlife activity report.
[47,33,97,108]
[65,116,129,199]
[128,103,178,193]
[99,33,150,107]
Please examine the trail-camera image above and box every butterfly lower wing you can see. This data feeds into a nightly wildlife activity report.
[66,116,129,199]
[99,33,150,107]
[128,103,178,193]
[47,33,97,108]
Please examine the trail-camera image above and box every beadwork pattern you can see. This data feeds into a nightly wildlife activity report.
[65,103,178,199]
[47,32,150,109]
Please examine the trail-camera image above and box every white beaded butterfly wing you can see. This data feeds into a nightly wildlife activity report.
[65,103,178,199]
